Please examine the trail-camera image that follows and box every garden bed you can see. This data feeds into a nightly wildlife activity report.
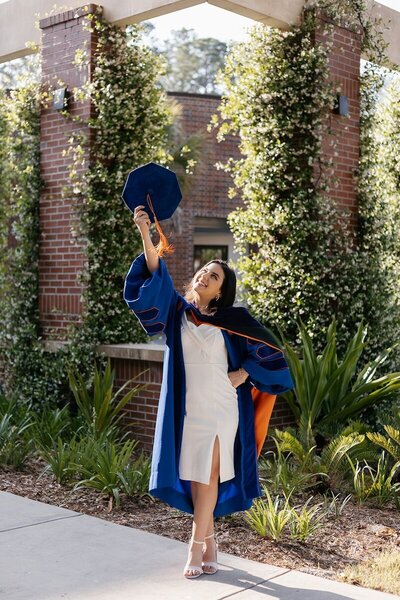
[1,456,399,588]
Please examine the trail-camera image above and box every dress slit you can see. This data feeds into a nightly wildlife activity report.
[205,434,220,485]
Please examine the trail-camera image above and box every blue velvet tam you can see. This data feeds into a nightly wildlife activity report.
[122,162,182,223]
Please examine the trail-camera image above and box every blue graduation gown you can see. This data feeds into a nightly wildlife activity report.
[124,253,293,516]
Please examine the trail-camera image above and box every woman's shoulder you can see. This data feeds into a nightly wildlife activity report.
[176,294,192,313]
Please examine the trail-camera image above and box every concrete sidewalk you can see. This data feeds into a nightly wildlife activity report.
[0,491,398,600]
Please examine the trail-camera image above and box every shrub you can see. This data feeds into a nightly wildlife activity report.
[245,488,293,541]
[348,452,400,506]
[38,435,81,485]
[0,396,34,468]
[30,404,72,453]
[67,359,146,439]
[211,1,396,379]
[72,437,138,509]
[282,319,400,445]
[118,452,152,500]
[289,498,328,542]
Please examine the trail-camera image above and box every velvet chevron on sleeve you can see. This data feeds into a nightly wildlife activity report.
[242,338,293,395]
[188,304,293,394]
[123,253,178,336]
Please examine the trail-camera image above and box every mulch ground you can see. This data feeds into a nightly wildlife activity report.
[1,457,399,583]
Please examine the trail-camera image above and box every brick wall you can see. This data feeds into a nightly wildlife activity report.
[111,354,163,452]
[313,11,362,229]
[39,5,99,339]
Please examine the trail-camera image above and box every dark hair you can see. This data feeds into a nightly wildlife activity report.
[185,259,237,312]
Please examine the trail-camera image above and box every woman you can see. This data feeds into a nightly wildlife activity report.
[124,205,293,579]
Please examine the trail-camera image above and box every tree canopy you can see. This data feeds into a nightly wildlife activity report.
[142,25,228,94]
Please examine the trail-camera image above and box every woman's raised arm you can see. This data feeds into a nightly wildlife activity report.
[124,208,178,336]
[134,205,159,274]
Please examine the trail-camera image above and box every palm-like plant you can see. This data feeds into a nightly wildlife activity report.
[271,429,320,472]
[271,427,365,489]
[282,319,400,448]
[319,432,366,476]
[348,452,400,506]
[67,359,147,438]
[260,449,320,499]
[367,425,400,463]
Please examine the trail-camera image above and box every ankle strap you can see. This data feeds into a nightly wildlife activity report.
[204,533,214,540]
[192,538,204,545]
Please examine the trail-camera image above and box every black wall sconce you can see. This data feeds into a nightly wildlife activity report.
[53,87,70,111]
[333,94,349,117]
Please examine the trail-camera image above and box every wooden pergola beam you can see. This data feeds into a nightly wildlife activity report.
[0,0,398,67]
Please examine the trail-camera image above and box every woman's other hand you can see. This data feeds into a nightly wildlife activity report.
[134,205,151,237]
[228,368,249,388]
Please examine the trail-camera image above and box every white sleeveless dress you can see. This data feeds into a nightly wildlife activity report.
[178,311,239,485]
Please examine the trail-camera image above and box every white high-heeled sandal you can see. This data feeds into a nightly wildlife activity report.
[202,533,219,575]
[183,538,204,579]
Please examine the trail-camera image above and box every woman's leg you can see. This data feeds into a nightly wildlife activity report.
[205,515,214,538]
[184,437,220,577]
[202,516,217,571]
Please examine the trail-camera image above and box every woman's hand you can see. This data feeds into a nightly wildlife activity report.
[228,368,249,388]
[134,205,151,237]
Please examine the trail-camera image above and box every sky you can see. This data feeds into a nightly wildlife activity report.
[145,4,255,43]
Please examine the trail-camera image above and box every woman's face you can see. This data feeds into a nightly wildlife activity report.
[192,262,225,306]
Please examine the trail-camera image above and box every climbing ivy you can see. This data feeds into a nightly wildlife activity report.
[0,10,175,404]
[357,67,400,371]
[68,9,173,344]
[210,1,395,363]
[0,85,42,401]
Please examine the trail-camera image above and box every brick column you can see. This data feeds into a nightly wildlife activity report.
[39,5,99,339]
[312,10,362,229]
